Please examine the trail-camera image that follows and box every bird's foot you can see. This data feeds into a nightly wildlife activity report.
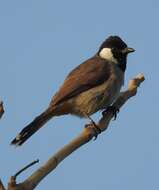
[102,106,119,120]
[85,115,101,140]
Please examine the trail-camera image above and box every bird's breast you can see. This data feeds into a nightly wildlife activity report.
[72,64,124,117]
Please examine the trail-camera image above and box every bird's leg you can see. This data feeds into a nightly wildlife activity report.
[102,106,119,120]
[84,114,101,140]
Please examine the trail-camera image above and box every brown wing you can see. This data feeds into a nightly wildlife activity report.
[51,56,111,106]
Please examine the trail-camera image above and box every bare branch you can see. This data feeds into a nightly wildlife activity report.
[5,74,145,190]
[8,73,144,190]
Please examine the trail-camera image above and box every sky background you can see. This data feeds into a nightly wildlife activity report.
[0,0,158,189]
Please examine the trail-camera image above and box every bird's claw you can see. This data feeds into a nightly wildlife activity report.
[102,106,119,120]
[85,120,101,140]
[92,123,101,140]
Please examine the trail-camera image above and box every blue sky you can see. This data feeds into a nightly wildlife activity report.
[0,0,159,189]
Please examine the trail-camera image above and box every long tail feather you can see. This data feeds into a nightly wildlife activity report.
[11,108,54,146]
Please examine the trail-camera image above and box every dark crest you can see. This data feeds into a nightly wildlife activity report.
[99,36,127,51]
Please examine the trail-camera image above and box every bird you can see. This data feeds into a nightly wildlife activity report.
[11,36,135,146]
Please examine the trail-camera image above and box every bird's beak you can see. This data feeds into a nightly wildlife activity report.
[122,47,135,54]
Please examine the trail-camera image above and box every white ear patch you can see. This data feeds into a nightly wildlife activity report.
[99,48,118,64]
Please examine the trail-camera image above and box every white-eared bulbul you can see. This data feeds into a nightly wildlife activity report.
[11,36,135,146]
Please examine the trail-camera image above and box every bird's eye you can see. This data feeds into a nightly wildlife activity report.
[111,47,115,53]
[111,47,118,53]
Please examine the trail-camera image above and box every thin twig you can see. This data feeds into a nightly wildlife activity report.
[0,101,4,119]
[0,102,5,190]
[13,160,39,180]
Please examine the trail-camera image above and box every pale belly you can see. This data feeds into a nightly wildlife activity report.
[72,67,124,117]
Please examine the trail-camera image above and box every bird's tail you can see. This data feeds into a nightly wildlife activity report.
[11,107,55,146]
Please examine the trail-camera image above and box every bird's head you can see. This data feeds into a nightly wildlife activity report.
[98,36,135,72]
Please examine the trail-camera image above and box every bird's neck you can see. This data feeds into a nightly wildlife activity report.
[117,60,126,72]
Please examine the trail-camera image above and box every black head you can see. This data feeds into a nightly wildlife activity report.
[98,36,135,72]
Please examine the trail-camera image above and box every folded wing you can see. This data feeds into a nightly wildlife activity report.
[51,56,111,106]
